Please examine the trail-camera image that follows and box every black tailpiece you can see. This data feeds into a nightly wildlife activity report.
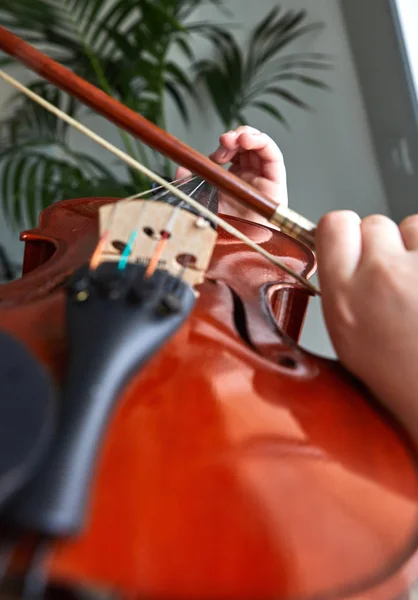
[5,262,195,537]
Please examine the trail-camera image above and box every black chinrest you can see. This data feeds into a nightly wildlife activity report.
[0,331,55,511]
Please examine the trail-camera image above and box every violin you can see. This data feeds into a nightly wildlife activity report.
[0,26,418,600]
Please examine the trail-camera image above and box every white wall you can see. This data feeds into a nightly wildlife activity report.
[0,0,388,357]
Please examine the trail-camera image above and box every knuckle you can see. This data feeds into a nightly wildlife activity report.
[400,214,418,229]
[236,125,260,134]
[361,214,394,228]
[258,132,284,158]
[318,210,360,230]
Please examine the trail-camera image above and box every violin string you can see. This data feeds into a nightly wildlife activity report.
[144,206,179,279]
[118,177,202,273]
[90,175,195,270]
[117,202,149,272]
[144,179,206,279]
[90,190,144,270]
[0,69,319,295]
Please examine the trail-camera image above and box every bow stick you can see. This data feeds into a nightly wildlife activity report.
[0,26,316,250]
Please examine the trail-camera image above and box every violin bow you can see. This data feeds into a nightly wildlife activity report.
[0,26,319,293]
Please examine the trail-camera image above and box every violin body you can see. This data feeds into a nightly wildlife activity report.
[0,197,418,600]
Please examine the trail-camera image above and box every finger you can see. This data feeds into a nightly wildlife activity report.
[316,211,362,287]
[360,214,405,259]
[210,145,237,164]
[237,131,282,162]
[236,170,285,205]
[220,126,260,148]
[213,131,285,184]
[399,214,418,250]
[210,127,261,164]
[238,151,251,171]
[175,166,192,180]
[237,132,285,183]
[249,150,262,173]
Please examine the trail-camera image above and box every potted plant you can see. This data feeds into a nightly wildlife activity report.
[0,0,331,228]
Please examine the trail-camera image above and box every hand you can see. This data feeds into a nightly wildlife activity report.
[316,211,418,441]
[176,126,287,225]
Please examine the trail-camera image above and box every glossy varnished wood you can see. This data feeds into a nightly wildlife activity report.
[1,198,418,599]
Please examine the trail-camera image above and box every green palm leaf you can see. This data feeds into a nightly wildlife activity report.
[0,81,128,227]
[0,0,330,229]
[250,101,289,128]
[195,6,331,130]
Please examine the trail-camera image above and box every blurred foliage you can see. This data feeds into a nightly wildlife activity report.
[0,0,331,228]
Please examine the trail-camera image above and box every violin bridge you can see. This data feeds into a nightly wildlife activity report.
[98,200,217,286]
